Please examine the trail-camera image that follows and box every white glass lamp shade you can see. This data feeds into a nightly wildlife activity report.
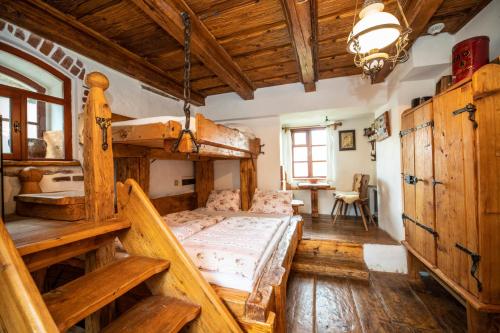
[348,11,401,54]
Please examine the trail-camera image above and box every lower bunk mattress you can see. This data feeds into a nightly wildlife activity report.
[163,210,290,292]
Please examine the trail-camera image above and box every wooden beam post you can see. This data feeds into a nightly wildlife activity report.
[0,0,205,105]
[82,72,116,332]
[240,158,257,211]
[194,160,214,208]
[280,0,317,92]
[132,0,255,100]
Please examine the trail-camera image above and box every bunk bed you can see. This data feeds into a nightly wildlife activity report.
[112,113,262,159]
[111,114,301,333]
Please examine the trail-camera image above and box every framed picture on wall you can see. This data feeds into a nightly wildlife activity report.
[339,130,356,151]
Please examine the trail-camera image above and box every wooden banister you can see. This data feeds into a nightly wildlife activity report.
[116,179,243,333]
[82,72,117,332]
[0,218,58,332]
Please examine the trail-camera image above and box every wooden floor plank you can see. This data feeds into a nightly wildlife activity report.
[371,272,441,330]
[302,215,398,245]
[286,273,315,333]
[409,274,467,333]
[44,256,169,332]
[350,279,392,333]
[102,296,200,333]
[315,276,362,333]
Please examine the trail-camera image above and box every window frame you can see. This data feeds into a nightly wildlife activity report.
[291,127,327,179]
[0,42,72,161]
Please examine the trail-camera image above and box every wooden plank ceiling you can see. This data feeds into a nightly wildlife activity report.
[0,0,490,104]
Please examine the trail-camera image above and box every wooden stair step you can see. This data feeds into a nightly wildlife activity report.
[43,256,170,332]
[7,217,130,256]
[102,296,200,333]
[292,254,369,281]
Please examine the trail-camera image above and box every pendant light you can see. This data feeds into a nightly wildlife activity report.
[347,0,411,82]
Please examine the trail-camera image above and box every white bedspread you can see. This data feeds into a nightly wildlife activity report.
[162,210,224,241]
[114,116,196,131]
[162,209,290,291]
[183,215,288,291]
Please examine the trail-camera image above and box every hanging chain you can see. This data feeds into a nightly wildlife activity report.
[173,12,200,153]
[182,11,192,130]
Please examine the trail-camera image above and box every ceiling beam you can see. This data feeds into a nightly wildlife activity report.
[279,0,317,92]
[374,0,445,83]
[0,0,205,105]
[132,0,255,100]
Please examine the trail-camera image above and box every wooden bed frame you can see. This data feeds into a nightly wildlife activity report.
[150,192,302,333]
[112,113,261,158]
[112,111,299,332]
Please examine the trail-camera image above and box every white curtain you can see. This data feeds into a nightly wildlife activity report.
[281,128,293,183]
[326,125,336,183]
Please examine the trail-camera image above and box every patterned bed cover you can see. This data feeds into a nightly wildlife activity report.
[163,209,291,291]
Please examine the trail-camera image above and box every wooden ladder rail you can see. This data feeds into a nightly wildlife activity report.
[116,179,243,333]
[0,218,58,333]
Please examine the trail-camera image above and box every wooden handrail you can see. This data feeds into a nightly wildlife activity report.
[0,218,58,332]
[116,179,243,333]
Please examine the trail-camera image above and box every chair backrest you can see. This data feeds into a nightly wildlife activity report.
[352,173,363,192]
[359,174,370,200]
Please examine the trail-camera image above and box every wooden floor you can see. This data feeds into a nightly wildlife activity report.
[302,215,399,245]
[286,271,466,333]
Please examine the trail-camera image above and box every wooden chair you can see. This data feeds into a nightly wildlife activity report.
[331,174,375,231]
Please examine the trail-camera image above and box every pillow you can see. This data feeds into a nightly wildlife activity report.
[249,189,293,215]
[206,189,240,212]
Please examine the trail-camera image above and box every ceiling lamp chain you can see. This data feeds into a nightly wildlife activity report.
[173,12,200,153]
[347,0,412,83]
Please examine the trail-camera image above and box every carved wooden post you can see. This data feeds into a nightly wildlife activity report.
[194,160,214,208]
[240,158,257,211]
[83,72,116,332]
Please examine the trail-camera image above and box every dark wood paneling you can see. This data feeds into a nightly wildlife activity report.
[151,192,197,216]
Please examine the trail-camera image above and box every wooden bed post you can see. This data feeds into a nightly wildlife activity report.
[115,157,150,195]
[194,160,214,208]
[240,158,257,211]
[83,72,116,332]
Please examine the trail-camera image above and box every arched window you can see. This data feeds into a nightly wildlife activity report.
[0,42,72,160]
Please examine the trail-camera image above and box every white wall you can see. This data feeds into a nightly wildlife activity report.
[214,117,282,191]
[293,114,376,215]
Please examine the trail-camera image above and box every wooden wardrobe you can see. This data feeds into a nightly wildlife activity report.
[401,64,500,331]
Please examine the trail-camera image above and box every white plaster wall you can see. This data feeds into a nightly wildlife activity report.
[202,75,387,121]
[293,114,376,215]
[214,117,282,191]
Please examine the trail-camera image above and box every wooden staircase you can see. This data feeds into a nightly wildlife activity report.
[292,239,370,281]
[1,216,201,333]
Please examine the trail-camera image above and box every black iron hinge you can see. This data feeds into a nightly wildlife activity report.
[455,243,482,292]
[402,213,439,238]
[403,174,423,185]
[432,179,444,187]
[400,120,434,138]
[452,103,478,129]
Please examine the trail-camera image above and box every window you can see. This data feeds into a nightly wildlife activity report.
[0,42,72,160]
[292,128,327,178]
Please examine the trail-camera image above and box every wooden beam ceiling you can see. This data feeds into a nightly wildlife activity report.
[280,0,317,92]
[132,0,255,100]
[374,0,446,83]
[0,0,205,105]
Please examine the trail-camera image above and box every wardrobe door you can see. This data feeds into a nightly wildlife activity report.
[401,111,417,250]
[412,103,437,265]
[433,82,480,295]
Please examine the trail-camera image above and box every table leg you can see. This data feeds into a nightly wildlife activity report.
[311,189,319,218]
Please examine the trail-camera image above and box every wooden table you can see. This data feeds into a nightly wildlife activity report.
[294,183,335,218]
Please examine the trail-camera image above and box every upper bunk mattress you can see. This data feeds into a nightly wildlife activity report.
[114,116,196,131]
